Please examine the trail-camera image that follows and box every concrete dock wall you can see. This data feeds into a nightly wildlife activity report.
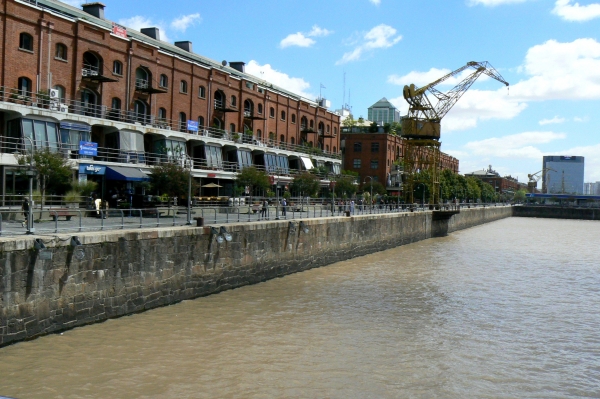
[513,206,600,220]
[0,206,512,347]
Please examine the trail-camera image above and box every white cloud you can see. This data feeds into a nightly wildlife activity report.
[465,132,566,159]
[170,13,201,32]
[563,143,600,180]
[574,116,589,122]
[280,25,333,48]
[119,16,171,42]
[246,60,314,99]
[539,116,566,125]
[336,24,401,64]
[369,0,381,5]
[552,0,600,22]
[468,0,528,5]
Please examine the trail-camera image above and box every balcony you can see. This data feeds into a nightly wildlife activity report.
[81,64,119,83]
[0,85,342,161]
[135,79,167,94]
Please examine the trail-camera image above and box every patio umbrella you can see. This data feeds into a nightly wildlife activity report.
[201,183,222,188]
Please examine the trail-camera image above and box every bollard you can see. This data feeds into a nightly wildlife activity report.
[195,217,204,227]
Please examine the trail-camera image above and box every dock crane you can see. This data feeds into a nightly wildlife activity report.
[402,61,509,204]
[527,168,556,193]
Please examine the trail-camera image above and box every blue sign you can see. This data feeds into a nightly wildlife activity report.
[187,120,198,132]
[78,164,106,175]
[79,141,98,156]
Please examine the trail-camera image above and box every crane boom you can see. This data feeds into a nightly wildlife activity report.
[402,61,509,140]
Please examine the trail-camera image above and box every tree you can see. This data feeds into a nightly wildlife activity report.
[368,122,379,133]
[362,181,386,196]
[514,188,527,203]
[291,171,320,198]
[342,114,357,129]
[151,162,196,201]
[235,166,270,203]
[16,148,72,204]
[334,175,358,199]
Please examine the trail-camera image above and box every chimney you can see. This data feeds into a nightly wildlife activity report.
[81,2,105,19]
[140,28,160,41]
[229,62,245,73]
[174,41,193,52]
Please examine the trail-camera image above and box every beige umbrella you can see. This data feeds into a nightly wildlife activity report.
[201,183,222,188]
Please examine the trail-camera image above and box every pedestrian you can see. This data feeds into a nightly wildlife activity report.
[21,197,29,228]
[350,200,355,214]
[261,199,268,219]
[281,198,287,217]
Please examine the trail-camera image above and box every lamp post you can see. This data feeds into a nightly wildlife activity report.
[186,159,193,225]
[275,172,280,220]
[23,136,35,234]
[415,183,425,209]
[364,176,373,214]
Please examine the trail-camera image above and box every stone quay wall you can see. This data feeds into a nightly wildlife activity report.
[0,206,513,347]
[513,206,600,220]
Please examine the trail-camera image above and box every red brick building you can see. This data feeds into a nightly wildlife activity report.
[0,0,341,200]
[341,127,459,194]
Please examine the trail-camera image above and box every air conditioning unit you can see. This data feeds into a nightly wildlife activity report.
[58,104,68,113]
[82,68,88,77]
[49,89,59,99]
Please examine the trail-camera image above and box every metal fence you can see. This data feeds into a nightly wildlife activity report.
[0,203,504,237]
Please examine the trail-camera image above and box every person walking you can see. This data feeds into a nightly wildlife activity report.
[350,200,355,215]
[21,197,30,228]
[281,198,287,217]
[261,199,268,220]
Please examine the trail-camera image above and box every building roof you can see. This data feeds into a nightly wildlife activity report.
[369,98,397,109]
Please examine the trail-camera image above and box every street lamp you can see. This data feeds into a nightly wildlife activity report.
[364,176,373,214]
[23,136,35,234]
[415,183,425,209]
[186,158,193,225]
[274,172,280,220]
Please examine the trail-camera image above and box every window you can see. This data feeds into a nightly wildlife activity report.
[180,80,188,94]
[280,134,285,144]
[52,85,65,102]
[334,127,337,135]
[230,123,235,132]
[257,129,262,140]
[291,137,295,145]
[198,116,205,128]
[158,108,167,120]
[160,74,168,88]
[353,159,361,168]
[269,132,275,141]
[326,145,329,152]
[18,77,31,96]
[309,119,314,129]
[327,125,330,133]
[281,111,286,121]
[333,146,337,153]
[111,97,121,110]
[231,95,237,107]
[258,104,263,114]
[179,112,187,131]
[245,82,254,90]
[371,142,379,153]
[22,119,60,152]
[318,122,324,134]
[291,114,296,123]
[108,98,121,121]
[198,85,206,98]
[55,43,67,60]
[371,160,379,169]
[19,33,33,51]
[113,60,123,75]
[354,142,362,152]
[301,116,308,129]
[270,107,275,118]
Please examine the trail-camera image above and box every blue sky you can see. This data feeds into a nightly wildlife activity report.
[62,0,600,184]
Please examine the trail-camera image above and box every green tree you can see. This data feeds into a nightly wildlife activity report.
[16,148,72,204]
[342,115,356,129]
[291,171,320,198]
[235,166,270,203]
[466,177,482,202]
[362,181,386,196]
[368,122,379,133]
[334,175,358,199]
[151,162,197,201]
[514,188,527,203]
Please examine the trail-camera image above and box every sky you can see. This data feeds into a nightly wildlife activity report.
[60,0,600,184]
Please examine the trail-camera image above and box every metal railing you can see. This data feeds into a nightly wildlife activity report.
[0,202,510,237]
[0,86,341,160]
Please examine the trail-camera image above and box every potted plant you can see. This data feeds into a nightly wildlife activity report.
[36,89,50,108]
[232,132,241,143]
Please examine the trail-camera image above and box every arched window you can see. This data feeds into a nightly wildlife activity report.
[52,85,65,102]
[179,112,187,132]
[81,89,100,118]
[19,33,33,51]
[326,145,329,152]
[160,74,168,88]
[318,122,324,134]
[109,97,121,121]
[212,117,222,129]
[134,100,149,123]
[334,127,338,135]
[135,67,150,89]
[291,114,296,123]
[269,132,275,141]
[257,104,263,114]
[198,116,205,128]
[198,85,206,98]
[231,95,237,107]
[327,124,330,133]
[257,129,262,140]
[244,99,254,115]
[18,77,31,96]
[333,146,337,153]
[309,119,314,129]
[291,137,295,145]
[230,123,236,132]
[269,107,275,118]
[281,111,286,121]
[301,116,308,129]
[214,91,224,108]
[113,60,123,75]
[55,43,67,60]
[280,134,285,144]
[180,80,188,94]
[158,107,167,120]
[83,51,101,75]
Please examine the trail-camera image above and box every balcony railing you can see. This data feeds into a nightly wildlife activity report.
[0,85,341,160]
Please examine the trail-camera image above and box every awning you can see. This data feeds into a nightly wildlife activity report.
[105,166,150,182]
[300,157,314,170]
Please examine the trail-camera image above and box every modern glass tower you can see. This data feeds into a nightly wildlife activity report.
[542,156,585,194]
[367,98,401,125]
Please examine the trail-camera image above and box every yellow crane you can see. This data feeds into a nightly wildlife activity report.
[402,61,509,204]
[527,168,556,193]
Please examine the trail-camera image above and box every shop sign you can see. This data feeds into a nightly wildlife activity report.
[112,23,127,39]
[78,164,106,175]
[187,120,198,132]
[79,141,98,156]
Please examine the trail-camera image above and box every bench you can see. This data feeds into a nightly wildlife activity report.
[51,210,77,221]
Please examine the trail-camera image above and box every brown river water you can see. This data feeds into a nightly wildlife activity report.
[1,217,599,398]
